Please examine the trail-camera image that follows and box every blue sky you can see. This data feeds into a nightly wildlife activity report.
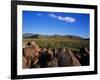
[22,11,90,38]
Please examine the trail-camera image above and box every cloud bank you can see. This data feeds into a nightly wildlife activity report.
[48,13,76,23]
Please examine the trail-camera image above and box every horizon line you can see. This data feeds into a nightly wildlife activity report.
[23,32,90,39]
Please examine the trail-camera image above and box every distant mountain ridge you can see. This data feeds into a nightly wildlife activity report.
[23,33,34,38]
[23,33,89,40]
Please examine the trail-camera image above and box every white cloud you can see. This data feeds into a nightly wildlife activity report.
[48,13,76,23]
[59,16,76,22]
[48,13,57,18]
[58,16,64,20]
